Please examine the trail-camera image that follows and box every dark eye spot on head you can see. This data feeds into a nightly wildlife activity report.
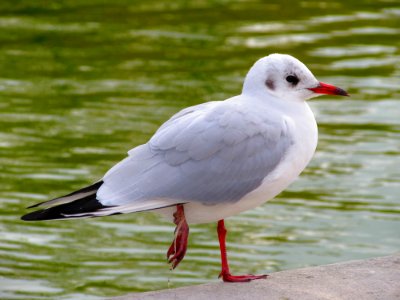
[286,75,299,85]
[265,79,275,90]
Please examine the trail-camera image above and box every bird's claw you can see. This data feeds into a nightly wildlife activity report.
[167,234,188,269]
[167,204,189,269]
[219,271,268,282]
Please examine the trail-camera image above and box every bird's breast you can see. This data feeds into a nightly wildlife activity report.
[157,104,318,224]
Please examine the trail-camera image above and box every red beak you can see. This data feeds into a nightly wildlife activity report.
[308,82,349,96]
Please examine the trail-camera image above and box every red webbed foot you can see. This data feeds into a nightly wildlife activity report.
[167,204,189,269]
[219,272,268,282]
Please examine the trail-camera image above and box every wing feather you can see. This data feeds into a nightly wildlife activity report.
[97,99,294,209]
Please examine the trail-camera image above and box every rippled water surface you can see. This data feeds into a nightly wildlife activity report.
[1,1,399,299]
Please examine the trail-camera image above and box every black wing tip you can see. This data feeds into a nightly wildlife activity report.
[24,180,104,210]
[62,180,103,198]
[21,209,66,221]
[21,195,107,222]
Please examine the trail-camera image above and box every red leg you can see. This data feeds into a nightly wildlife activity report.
[167,204,189,269]
[217,219,268,282]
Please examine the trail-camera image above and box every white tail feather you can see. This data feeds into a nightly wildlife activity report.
[62,199,182,218]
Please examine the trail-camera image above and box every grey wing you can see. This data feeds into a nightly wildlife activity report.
[97,101,294,209]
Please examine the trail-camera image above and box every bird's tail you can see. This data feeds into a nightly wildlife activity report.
[21,181,112,221]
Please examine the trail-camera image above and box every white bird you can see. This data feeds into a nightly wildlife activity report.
[22,54,348,282]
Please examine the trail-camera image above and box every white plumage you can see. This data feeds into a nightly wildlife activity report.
[22,53,348,282]
[24,53,347,222]
[93,54,323,223]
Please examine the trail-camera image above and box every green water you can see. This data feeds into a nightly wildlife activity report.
[0,0,399,299]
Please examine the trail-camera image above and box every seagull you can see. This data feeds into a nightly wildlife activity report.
[21,54,348,282]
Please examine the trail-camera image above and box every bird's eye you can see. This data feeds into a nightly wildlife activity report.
[286,75,299,85]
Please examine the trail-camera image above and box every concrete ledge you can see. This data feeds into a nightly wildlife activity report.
[112,254,400,300]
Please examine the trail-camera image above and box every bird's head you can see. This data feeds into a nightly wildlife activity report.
[242,53,348,102]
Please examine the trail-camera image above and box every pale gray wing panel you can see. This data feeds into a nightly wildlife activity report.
[98,101,294,207]
[146,131,292,204]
